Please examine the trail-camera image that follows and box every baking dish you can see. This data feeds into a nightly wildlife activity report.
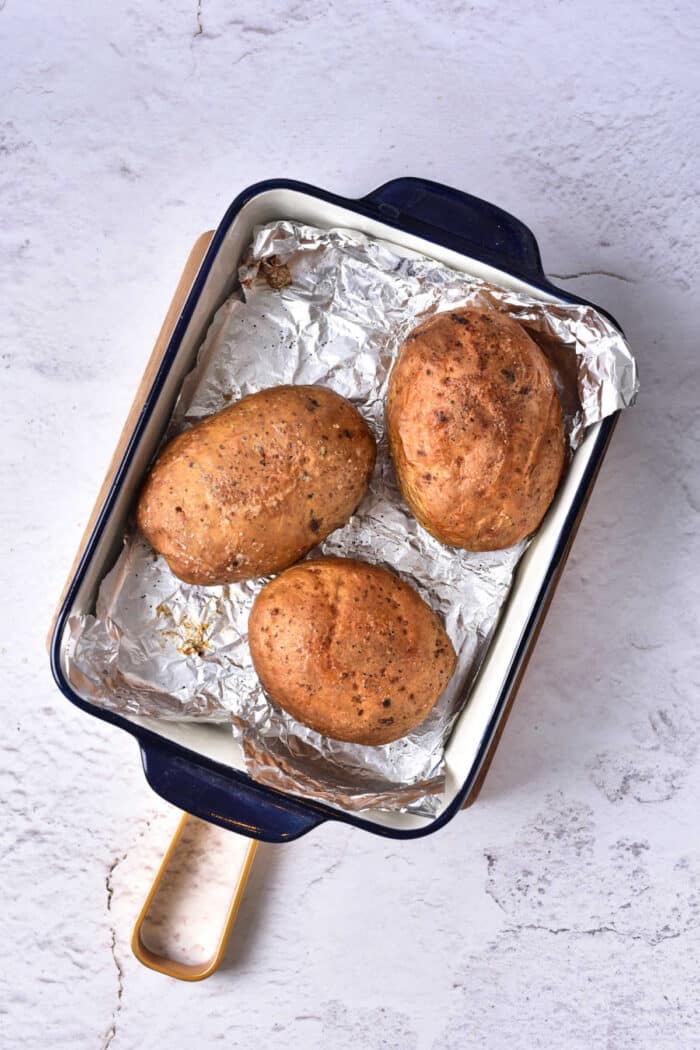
[50,177,621,842]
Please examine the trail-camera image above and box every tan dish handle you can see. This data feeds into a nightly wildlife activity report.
[131,813,258,981]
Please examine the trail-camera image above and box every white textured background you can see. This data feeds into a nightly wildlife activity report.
[3,1,699,1047]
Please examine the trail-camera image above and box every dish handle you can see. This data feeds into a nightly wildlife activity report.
[360,177,546,285]
[139,739,326,843]
[131,811,258,981]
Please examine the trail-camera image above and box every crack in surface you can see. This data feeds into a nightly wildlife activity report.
[549,270,633,283]
[241,23,282,35]
[226,16,284,35]
[507,921,694,947]
[414,896,441,910]
[102,927,124,1050]
[101,819,152,1049]
[305,856,344,892]
[194,0,203,36]
[102,857,125,1050]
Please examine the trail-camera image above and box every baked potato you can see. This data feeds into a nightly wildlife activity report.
[248,557,456,745]
[386,307,566,550]
[137,385,376,585]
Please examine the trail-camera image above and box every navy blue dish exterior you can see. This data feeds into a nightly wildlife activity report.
[50,178,621,843]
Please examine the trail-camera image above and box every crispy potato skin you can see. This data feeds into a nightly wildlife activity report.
[386,307,566,551]
[136,385,376,585]
[248,557,456,745]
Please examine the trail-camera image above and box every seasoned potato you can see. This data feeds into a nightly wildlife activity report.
[386,307,566,550]
[136,385,376,585]
[248,557,456,745]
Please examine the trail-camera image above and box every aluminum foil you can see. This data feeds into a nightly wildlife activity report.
[67,220,638,816]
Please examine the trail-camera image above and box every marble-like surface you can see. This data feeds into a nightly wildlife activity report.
[2,1,699,1046]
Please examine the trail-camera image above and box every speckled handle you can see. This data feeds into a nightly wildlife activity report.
[131,812,258,981]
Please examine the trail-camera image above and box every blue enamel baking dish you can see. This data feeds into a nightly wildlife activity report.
[50,178,620,842]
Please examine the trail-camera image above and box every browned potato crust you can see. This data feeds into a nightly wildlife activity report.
[248,557,456,745]
[136,385,376,585]
[386,307,566,550]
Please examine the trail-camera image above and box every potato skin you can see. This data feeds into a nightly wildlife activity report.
[386,307,566,551]
[136,385,376,585]
[248,557,456,745]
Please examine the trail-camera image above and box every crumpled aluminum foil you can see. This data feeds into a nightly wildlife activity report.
[67,220,638,816]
